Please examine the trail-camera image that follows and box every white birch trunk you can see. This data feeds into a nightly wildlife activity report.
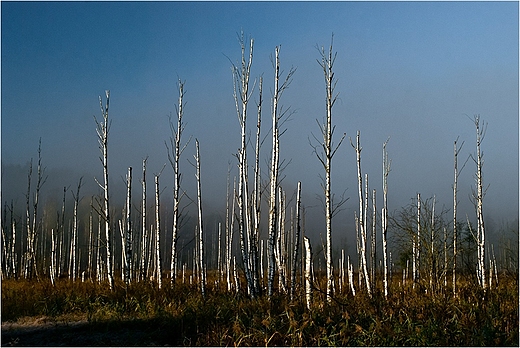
[290,182,302,301]
[125,167,132,284]
[267,47,281,298]
[140,158,147,282]
[155,174,162,289]
[303,236,312,310]
[195,139,206,297]
[352,131,371,297]
[95,91,114,290]
[416,193,421,286]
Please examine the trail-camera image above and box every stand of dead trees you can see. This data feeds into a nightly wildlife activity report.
[2,33,512,317]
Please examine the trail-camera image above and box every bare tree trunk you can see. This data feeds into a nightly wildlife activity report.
[382,138,391,298]
[352,131,372,297]
[88,197,93,280]
[452,137,463,296]
[71,177,83,281]
[472,115,487,290]
[430,195,436,293]
[227,177,236,292]
[166,80,191,285]
[416,193,421,287]
[194,139,206,297]
[371,189,376,290]
[24,159,32,279]
[311,36,346,303]
[10,202,17,279]
[125,167,132,284]
[303,236,312,310]
[140,158,147,282]
[267,47,280,298]
[232,34,255,297]
[154,174,162,289]
[50,228,56,285]
[252,76,263,296]
[290,181,302,301]
[95,90,114,290]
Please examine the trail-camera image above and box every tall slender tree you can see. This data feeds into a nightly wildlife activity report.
[94,90,114,290]
[351,131,372,297]
[267,45,296,298]
[194,139,206,297]
[452,137,464,295]
[310,35,346,302]
[471,115,487,290]
[125,167,132,284]
[166,80,191,285]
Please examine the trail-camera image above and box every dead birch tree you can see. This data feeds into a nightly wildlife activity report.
[303,235,312,310]
[471,115,487,290]
[94,90,114,290]
[231,33,256,297]
[124,167,132,284]
[140,157,148,281]
[351,131,372,297]
[166,79,191,285]
[251,76,263,296]
[452,137,464,295]
[382,138,391,297]
[70,177,83,280]
[194,139,206,297]
[415,193,421,287]
[290,181,302,301]
[310,35,346,302]
[267,45,296,298]
[154,168,165,289]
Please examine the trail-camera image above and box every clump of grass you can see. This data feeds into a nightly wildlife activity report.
[2,274,518,346]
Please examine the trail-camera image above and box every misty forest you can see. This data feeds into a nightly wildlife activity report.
[2,34,518,346]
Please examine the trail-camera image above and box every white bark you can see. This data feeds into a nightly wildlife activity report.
[50,228,56,285]
[267,47,281,298]
[195,139,206,297]
[290,182,302,301]
[416,193,421,286]
[140,158,147,282]
[303,236,312,310]
[232,34,255,297]
[352,131,371,297]
[71,177,82,281]
[125,167,132,284]
[166,80,191,285]
[95,90,114,290]
[382,138,390,298]
[473,115,487,290]
[312,37,345,303]
[452,138,463,296]
[154,174,162,289]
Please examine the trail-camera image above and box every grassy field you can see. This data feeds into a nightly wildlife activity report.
[2,274,518,346]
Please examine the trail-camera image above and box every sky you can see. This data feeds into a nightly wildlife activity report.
[1,1,518,248]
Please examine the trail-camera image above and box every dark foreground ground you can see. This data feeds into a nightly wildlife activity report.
[2,317,183,346]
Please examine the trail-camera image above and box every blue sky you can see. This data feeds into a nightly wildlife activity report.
[1,1,518,241]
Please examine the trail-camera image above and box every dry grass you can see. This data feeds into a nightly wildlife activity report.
[2,274,518,346]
